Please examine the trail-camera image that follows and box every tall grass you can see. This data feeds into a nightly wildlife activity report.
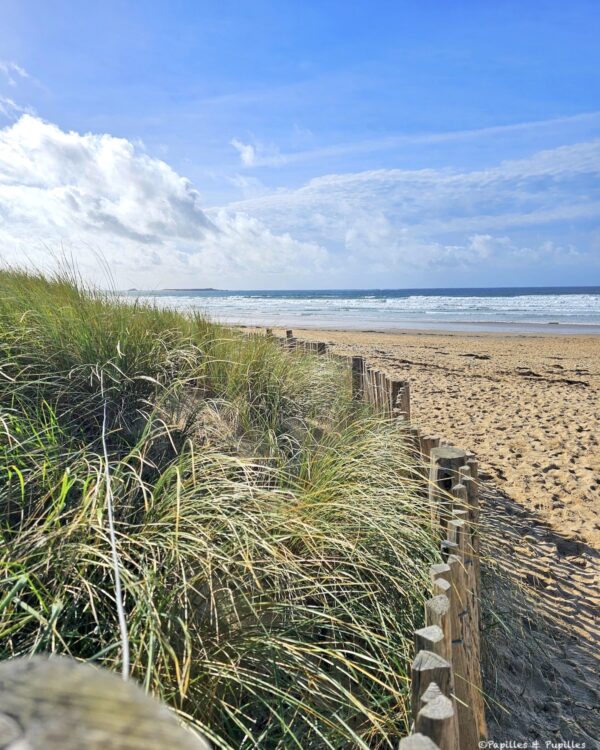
[0,270,439,748]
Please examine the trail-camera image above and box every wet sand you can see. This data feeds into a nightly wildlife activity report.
[292,328,600,548]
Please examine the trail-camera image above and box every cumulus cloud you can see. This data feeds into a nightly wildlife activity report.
[0,116,327,286]
[0,114,597,289]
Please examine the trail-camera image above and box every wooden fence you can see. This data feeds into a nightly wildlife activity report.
[271,332,487,750]
[0,328,486,749]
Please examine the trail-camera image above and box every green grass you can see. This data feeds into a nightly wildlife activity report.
[0,269,440,749]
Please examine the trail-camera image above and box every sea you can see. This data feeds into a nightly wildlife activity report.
[125,287,600,334]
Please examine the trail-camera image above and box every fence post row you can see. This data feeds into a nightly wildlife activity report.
[412,446,487,750]
[266,329,486,750]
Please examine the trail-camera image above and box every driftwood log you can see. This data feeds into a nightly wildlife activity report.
[0,656,210,749]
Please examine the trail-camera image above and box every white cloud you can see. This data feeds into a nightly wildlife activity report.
[228,111,600,169]
[226,139,600,278]
[230,138,256,166]
[230,136,284,167]
[0,116,328,287]
[0,114,597,289]
[0,96,34,120]
[0,61,29,87]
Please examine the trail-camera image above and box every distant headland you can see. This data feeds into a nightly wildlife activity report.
[163,288,220,291]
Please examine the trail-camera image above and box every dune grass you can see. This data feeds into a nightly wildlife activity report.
[0,269,439,748]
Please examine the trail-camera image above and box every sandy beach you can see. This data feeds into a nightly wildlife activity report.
[289,328,600,548]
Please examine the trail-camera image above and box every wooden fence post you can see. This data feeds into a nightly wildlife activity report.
[402,381,411,420]
[456,469,487,743]
[444,508,485,749]
[410,651,452,719]
[414,625,446,658]
[410,425,422,453]
[421,436,441,461]
[415,693,457,750]
[428,447,468,534]
[351,356,364,400]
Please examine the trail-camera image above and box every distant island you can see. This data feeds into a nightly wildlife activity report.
[163,287,220,291]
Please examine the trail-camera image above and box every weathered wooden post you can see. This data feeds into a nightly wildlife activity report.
[351,356,364,401]
[375,370,385,412]
[400,380,411,420]
[459,463,482,625]
[390,379,404,413]
[424,593,452,664]
[410,651,452,719]
[420,435,441,461]
[399,733,442,749]
[442,501,486,749]
[428,446,468,533]
[365,365,373,406]
[390,379,410,421]
[0,656,210,750]
[455,472,487,744]
[415,692,457,750]
[414,625,446,657]
[410,425,422,453]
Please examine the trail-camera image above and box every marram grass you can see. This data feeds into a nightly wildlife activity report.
[0,270,440,749]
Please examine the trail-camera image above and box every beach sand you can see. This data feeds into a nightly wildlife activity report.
[290,328,600,548]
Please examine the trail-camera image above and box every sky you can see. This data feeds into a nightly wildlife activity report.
[0,0,599,289]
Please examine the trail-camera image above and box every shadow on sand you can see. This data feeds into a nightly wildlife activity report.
[481,483,599,743]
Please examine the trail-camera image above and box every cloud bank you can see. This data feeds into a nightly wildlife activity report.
[0,115,598,288]
[228,140,600,284]
[0,116,327,287]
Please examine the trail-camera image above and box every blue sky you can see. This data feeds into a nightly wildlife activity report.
[0,1,599,288]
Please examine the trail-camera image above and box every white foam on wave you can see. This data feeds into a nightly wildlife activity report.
[123,291,600,329]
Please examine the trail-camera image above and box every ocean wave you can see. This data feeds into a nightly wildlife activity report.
[122,290,600,328]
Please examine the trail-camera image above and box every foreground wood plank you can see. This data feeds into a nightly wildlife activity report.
[398,732,441,749]
[0,656,210,750]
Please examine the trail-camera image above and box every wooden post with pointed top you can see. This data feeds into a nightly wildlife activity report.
[444,501,485,750]
[410,651,452,720]
[416,693,457,750]
[428,446,468,535]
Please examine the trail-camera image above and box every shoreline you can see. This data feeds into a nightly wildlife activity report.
[243,322,600,337]
[125,289,600,336]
